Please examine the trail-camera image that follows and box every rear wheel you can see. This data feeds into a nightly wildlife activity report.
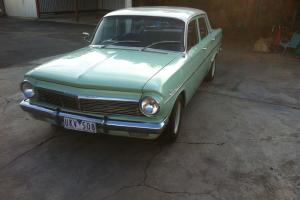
[161,96,183,143]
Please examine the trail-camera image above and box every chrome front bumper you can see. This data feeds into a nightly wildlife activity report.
[20,100,166,135]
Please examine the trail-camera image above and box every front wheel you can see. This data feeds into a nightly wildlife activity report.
[161,97,183,143]
[205,59,216,82]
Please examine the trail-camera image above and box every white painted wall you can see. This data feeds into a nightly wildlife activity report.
[4,0,37,18]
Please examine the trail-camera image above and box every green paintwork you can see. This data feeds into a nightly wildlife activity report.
[22,8,222,139]
[27,47,180,93]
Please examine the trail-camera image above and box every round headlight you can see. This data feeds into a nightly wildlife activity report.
[21,81,35,98]
[140,97,160,116]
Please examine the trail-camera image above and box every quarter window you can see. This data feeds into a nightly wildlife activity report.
[198,17,208,39]
[187,20,199,50]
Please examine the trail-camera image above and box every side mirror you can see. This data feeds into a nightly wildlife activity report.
[82,32,91,42]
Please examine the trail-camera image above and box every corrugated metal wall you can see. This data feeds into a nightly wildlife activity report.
[100,0,125,10]
[40,0,98,13]
[39,0,126,13]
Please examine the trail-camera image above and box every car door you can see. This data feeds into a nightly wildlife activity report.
[197,15,213,75]
[183,18,207,101]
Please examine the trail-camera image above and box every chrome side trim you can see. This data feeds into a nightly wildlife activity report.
[20,100,166,134]
[165,43,221,104]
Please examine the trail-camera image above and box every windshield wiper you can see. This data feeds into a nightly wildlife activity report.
[141,41,182,51]
[99,40,141,48]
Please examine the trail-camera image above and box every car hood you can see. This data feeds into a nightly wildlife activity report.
[27,47,180,92]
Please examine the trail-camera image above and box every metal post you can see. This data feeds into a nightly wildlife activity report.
[0,0,6,16]
[75,0,79,22]
[35,0,40,18]
[292,1,300,31]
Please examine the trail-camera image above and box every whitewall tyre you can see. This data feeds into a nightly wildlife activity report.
[206,59,216,82]
[161,97,183,143]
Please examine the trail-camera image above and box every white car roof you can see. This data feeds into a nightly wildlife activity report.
[105,7,206,23]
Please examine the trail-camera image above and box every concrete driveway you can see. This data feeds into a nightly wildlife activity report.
[0,17,94,68]
[0,18,299,200]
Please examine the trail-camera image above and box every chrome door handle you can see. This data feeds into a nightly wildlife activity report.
[202,47,207,50]
[212,38,216,41]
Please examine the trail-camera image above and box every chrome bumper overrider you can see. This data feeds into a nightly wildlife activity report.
[20,100,166,134]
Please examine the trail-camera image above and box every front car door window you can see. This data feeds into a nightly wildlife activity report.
[187,19,199,51]
[198,17,209,40]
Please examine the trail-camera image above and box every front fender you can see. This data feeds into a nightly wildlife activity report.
[143,55,185,120]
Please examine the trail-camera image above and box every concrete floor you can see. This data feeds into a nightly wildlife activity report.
[0,17,299,200]
[0,17,94,68]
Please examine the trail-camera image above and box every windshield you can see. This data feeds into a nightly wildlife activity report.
[92,16,185,52]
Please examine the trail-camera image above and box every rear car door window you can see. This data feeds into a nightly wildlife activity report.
[198,17,208,39]
[187,20,199,51]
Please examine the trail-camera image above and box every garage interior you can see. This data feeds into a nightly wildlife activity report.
[37,0,300,54]
[0,1,300,199]
[38,0,300,32]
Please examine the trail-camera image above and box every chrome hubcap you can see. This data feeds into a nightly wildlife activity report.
[174,102,181,134]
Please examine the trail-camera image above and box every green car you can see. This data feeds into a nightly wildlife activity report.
[20,7,222,142]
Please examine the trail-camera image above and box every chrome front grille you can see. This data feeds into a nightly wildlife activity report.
[79,98,142,116]
[36,88,142,116]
